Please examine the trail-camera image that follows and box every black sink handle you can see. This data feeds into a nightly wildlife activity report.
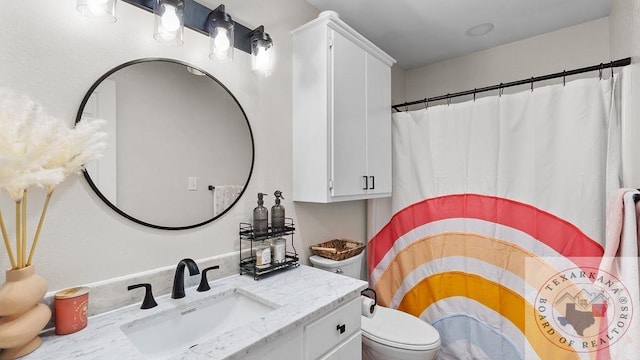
[127,283,158,309]
[197,265,220,292]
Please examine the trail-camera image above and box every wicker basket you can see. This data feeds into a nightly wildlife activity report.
[310,239,365,261]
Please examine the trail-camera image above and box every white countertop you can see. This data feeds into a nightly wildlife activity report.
[25,265,368,360]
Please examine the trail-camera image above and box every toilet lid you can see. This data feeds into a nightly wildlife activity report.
[309,252,363,267]
[362,306,440,351]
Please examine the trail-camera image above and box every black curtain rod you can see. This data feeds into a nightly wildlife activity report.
[392,57,632,112]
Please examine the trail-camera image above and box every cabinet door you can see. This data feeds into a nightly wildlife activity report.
[304,297,361,360]
[318,332,362,360]
[330,29,368,198]
[365,53,392,195]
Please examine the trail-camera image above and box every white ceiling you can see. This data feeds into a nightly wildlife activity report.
[305,0,612,70]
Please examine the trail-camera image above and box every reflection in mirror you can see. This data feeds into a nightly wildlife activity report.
[77,58,254,230]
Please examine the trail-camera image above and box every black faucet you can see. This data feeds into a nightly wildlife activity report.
[172,258,200,299]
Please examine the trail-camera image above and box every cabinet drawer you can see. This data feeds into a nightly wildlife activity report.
[319,331,362,360]
[305,297,361,360]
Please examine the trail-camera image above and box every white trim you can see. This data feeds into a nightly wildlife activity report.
[291,11,396,66]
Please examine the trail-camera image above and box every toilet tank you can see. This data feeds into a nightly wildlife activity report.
[309,251,364,279]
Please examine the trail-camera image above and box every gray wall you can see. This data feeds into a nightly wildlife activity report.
[400,17,610,105]
[0,0,367,291]
[3,1,637,292]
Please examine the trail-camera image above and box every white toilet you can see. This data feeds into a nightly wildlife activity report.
[309,252,440,360]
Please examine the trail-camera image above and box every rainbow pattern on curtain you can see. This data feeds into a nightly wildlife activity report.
[368,194,605,359]
[370,77,619,359]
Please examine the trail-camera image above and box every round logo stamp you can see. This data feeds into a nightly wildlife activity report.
[534,266,633,353]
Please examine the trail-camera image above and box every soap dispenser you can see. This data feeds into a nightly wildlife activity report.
[253,193,269,235]
[271,190,285,232]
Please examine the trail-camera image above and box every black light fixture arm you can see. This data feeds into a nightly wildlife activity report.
[249,25,264,35]
[207,4,232,29]
[236,25,268,54]
[122,0,259,54]
[210,4,228,19]
[248,25,273,48]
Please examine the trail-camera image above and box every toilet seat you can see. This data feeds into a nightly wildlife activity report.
[361,306,440,351]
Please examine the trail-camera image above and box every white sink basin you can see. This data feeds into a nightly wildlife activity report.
[120,290,277,358]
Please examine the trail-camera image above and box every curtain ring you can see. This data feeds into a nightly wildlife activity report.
[473,88,476,102]
[499,83,504,97]
[562,71,566,86]
[446,94,451,106]
[610,60,614,78]
[424,98,428,109]
[599,63,604,79]
[530,77,534,92]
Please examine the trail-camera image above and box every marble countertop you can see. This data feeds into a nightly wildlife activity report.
[24,265,368,360]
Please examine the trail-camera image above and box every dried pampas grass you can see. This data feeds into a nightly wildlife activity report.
[0,88,106,269]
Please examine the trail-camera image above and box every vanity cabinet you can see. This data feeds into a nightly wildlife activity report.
[244,296,362,360]
[319,332,361,360]
[243,327,304,360]
[292,11,396,203]
[27,266,366,360]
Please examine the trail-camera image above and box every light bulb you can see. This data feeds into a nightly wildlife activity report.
[158,29,175,41]
[209,24,234,62]
[251,33,273,76]
[161,5,180,32]
[87,0,108,15]
[214,28,231,52]
[77,0,115,22]
[255,46,270,73]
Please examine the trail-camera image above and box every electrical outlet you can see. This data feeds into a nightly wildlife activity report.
[187,177,198,191]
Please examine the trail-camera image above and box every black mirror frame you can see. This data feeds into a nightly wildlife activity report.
[75,57,255,230]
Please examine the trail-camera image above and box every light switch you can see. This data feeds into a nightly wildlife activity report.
[187,177,198,191]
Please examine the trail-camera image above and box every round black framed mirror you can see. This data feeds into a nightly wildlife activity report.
[76,58,254,230]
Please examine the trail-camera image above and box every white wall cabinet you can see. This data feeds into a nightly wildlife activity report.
[292,11,396,203]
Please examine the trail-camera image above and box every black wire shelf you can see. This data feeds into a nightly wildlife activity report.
[239,218,299,280]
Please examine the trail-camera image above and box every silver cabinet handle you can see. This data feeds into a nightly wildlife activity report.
[362,176,368,190]
[369,176,374,190]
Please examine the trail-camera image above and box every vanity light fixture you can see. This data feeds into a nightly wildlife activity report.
[76,0,117,22]
[81,0,275,76]
[153,0,185,46]
[250,26,273,77]
[208,5,234,63]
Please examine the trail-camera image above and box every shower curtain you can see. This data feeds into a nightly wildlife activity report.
[368,76,624,359]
